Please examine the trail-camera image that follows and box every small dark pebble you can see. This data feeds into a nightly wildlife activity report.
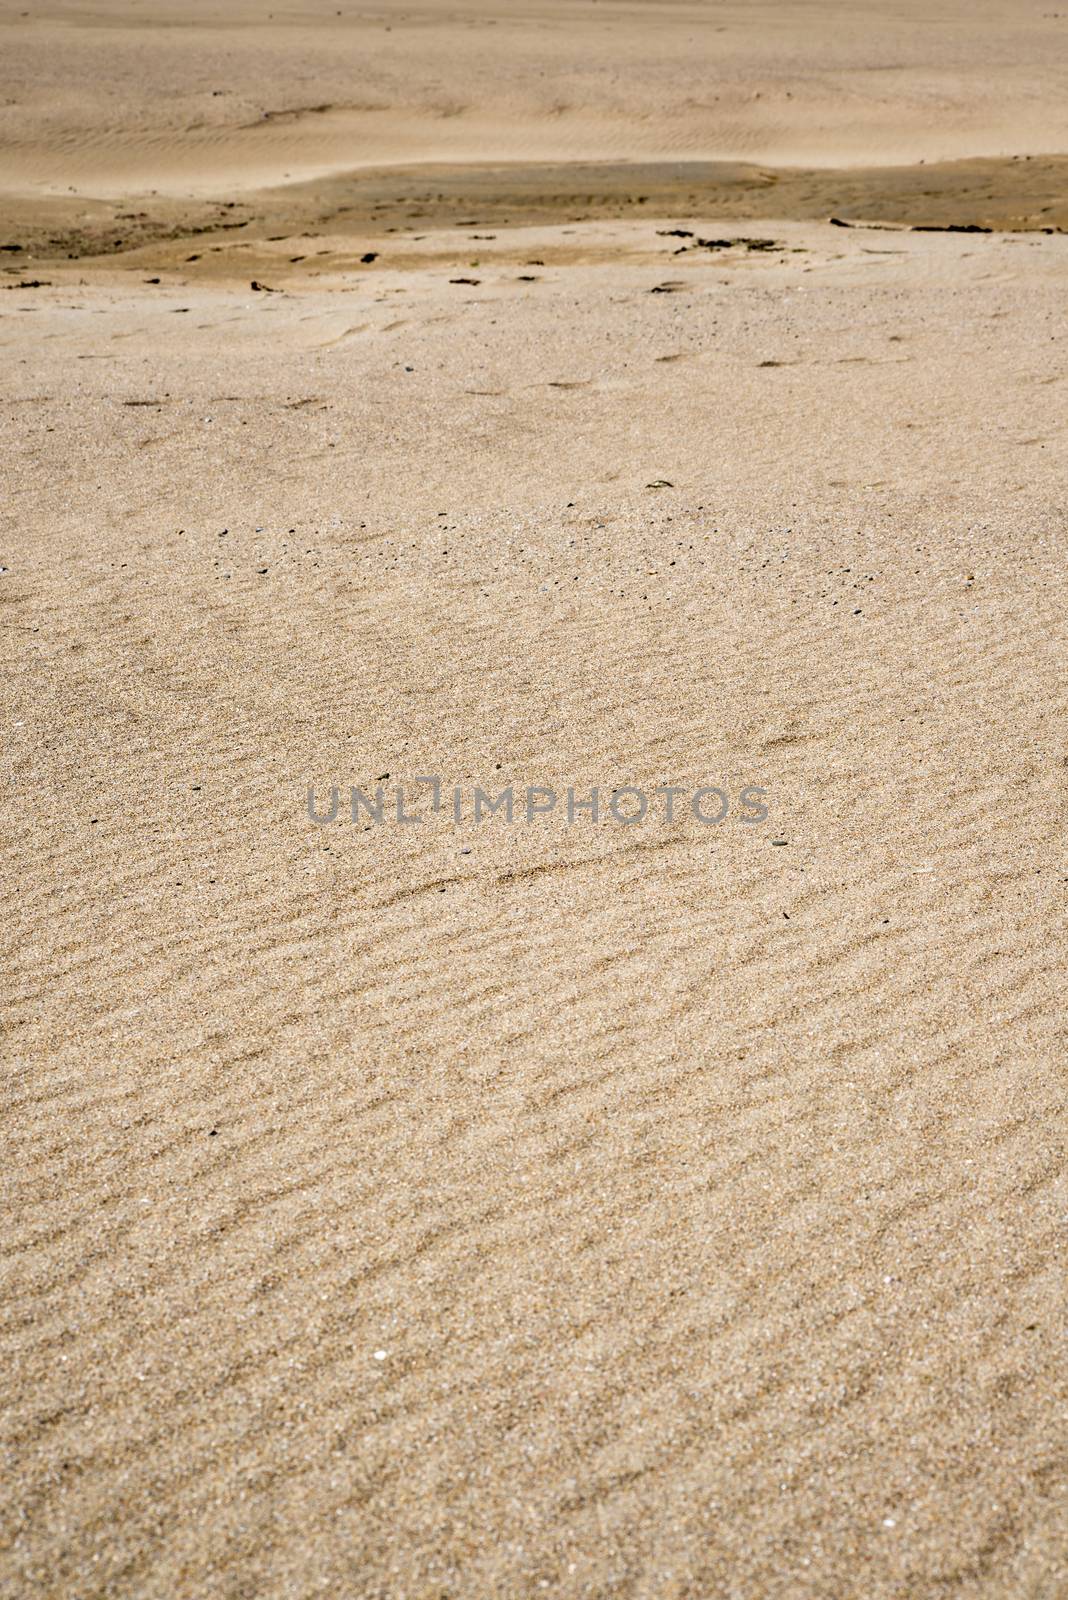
[361,252,378,263]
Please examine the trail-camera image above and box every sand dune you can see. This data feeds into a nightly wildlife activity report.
[2,4,1067,1598]
[4,0,1068,195]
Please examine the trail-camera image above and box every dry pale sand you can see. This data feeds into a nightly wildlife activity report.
[2,4,1067,1598]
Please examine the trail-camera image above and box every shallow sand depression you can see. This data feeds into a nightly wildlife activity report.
[2,5,1067,1599]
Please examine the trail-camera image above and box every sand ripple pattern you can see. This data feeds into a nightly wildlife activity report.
[2,218,1067,1598]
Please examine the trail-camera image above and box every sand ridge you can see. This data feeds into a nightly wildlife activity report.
[5,0,1068,194]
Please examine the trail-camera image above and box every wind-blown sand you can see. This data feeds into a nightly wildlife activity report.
[2,4,1067,1598]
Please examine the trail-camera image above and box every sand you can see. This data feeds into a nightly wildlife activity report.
[2,4,1067,1597]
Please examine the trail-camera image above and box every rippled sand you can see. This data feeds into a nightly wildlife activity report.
[2,5,1067,1598]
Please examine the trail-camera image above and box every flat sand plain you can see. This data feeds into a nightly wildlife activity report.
[2,4,1067,1598]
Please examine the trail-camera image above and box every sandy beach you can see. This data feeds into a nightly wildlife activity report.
[2,4,1067,1596]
